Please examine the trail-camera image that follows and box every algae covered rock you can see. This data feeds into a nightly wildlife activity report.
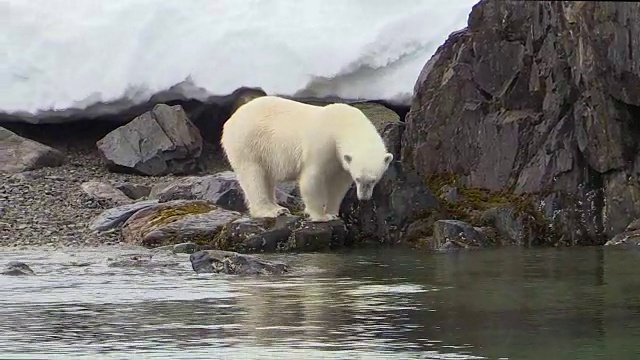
[120,199,242,247]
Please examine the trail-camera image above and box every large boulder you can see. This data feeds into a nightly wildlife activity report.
[0,127,64,173]
[402,1,640,245]
[96,104,203,176]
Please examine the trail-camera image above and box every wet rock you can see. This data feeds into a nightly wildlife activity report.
[172,242,199,254]
[149,171,301,212]
[80,181,133,206]
[402,1,640,245]
[89,199,159,231]
[432,220,492,250]
[190,250,288,275]
[120,200,242,247]
[0,126,64,174]
[217,216,346,253]
[96,104,203,176]
[114,182,152,200]
[604,230,640,248]
[1,261,35,276]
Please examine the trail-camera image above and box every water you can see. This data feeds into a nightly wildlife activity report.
[2,0,478,116]
[1,246,639,359]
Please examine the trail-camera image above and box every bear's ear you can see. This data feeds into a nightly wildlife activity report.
[343,154,352,164]
[383,153,394,165]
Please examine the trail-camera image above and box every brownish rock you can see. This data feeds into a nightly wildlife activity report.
[120,200,241,247]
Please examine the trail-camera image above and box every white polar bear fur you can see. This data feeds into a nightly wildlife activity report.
[220,95,393,222]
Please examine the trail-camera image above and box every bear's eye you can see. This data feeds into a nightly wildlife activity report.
[355,177,362,183]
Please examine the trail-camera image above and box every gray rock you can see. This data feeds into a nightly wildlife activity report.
[89,199,159,231]
[481,205,536,246]
[96,104,203,176]
[439,185,460,203]
[114,182,152,200]
[80,181,133,206]
[0,127,64,174]
[432,220,492,250]
[149,171,302,212]
[2,261,35,276]
[401,1,640,245]
[190,250,288,275]
[107,254,180,269]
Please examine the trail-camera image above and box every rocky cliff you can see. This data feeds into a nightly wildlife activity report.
[402,1,640,245]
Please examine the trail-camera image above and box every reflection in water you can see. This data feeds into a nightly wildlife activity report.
[0,246,639,359]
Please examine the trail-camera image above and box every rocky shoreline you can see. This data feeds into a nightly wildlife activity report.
[3,0,640,252]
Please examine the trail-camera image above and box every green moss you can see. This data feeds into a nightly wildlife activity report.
[147,202,215,228]
[420,172,559,246]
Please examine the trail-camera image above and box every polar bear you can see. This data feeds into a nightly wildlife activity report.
[220,95,393,222]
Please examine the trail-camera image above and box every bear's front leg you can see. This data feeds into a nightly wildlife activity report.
[299,167,334,222]
[325,170,354,218]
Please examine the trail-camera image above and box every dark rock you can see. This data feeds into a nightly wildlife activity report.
[0,126,64,173]
[402,1,640,245]
[432,220,493,250]
[605,230,640,248]
[219,216,346,253]
[96,104,203,176]
[114,182,152,200]
[627,219,640,232]
[120,200,242,247]
[89,199,159,232]
[480,205,537,246]
[340,161,443,245]
[1,261,35,276]
[189,250,288,275]
[149,171,302,213]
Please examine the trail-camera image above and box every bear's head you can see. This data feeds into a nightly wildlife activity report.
[342,152,393,200]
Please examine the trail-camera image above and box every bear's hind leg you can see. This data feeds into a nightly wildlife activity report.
[235,164,290,218]
[299,168,334,222]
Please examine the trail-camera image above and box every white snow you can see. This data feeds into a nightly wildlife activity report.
[1,0,478,119]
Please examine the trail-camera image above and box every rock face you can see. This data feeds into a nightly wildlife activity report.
[402,1,640,245]
[0,127,64,173]
[96,104,203,176]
